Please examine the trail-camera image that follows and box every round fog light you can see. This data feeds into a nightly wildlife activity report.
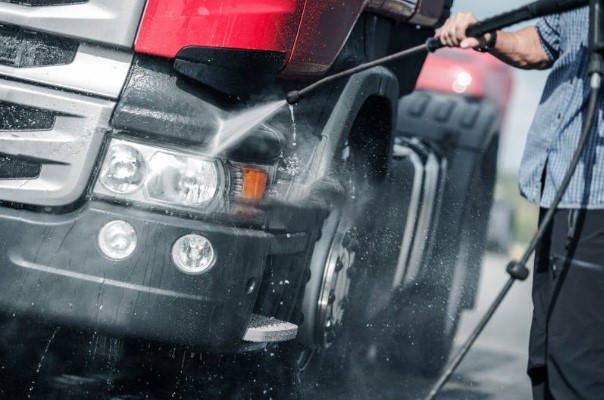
[172,234,216,274]
[98,220,137,260]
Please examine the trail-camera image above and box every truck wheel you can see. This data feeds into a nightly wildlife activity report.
[295,96,401,394]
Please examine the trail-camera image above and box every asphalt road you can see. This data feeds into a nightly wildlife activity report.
[436,251,533,400]
[0,253,533,400]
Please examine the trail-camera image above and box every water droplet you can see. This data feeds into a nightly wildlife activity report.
[289,104,297,148]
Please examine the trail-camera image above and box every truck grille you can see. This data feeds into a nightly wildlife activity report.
[0,154,40,180]
[0,24,78,68]
[0,0,147,49]
[0,79,114,207]
[0,101,56,130]
[0,0,87,5]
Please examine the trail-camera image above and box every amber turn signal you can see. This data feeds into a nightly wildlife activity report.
[242,167,268,202]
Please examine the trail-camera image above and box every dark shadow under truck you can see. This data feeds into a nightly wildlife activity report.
[0,0,501,397]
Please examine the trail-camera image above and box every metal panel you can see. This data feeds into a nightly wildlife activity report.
[0,0,146,48]
[0,78,113,206]
[409,0,446,26]
[243,314,298,343]
[0,0,87,5]
[0,43,132,98]
[391,144,425,289]
[366,0,417,20]
[403,149,442,285]
[0,24,78,68]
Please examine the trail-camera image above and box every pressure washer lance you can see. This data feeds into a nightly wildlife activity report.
[285,0,601,399]
[286,0,590,105]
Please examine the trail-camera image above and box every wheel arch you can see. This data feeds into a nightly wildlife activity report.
[297,66,399,347]
[305,66,400,184]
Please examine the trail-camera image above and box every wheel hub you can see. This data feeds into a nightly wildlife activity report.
[316,227,356,348]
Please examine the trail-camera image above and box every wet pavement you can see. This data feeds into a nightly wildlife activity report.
[310,252,533,400]
[0,253,533,400]
[444,251,532,400]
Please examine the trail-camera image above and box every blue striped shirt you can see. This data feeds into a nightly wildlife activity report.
[519,6,604,209]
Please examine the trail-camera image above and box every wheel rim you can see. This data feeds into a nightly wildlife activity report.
[315,213,357,348]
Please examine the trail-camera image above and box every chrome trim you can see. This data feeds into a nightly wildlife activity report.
[403,149,441,285]
[391,140,446,288]
[391,144,424,288]
[0,43,132,99]
[0,78,114,206]
[0,0,147,48]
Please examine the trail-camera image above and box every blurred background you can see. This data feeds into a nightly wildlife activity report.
[435,2,547,398]
[453,0,546,250]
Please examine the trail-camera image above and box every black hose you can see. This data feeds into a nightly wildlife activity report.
[285,43,428,104]
[424,74,602,400]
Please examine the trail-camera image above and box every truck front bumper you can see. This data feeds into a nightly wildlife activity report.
[0,201,308,350]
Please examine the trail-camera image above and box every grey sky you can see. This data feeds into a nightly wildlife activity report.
[452,0,550,173]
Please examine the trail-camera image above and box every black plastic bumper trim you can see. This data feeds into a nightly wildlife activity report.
[0,201,312,349]
[11,255,211,302]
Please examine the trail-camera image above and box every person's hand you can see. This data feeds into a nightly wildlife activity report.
[438,12,488,49]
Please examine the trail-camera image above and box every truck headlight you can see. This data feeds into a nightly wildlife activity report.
[94,138,225,213]
[146,152,218,207]
[99,144,147,194]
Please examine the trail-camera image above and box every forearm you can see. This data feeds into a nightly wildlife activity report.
[488,27,552,70]
[439,13,553,70]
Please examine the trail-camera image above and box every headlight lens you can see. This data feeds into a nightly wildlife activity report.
[146,152,218,207]
[94,139,224,213]
[99,144,146,194]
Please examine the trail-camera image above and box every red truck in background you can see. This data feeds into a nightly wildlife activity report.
[417,49,516,252]
[418,48,514,115]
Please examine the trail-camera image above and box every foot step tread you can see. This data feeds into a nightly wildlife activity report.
[243,314,298,343]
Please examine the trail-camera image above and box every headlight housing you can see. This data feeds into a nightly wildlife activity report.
[94,138,226,213]
[94,138,274,215]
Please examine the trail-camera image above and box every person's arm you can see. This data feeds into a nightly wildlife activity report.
[439,12,553,70]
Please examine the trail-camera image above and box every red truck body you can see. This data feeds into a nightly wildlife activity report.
[136,0,446,77]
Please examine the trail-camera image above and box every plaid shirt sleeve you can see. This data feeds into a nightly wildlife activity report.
[535,15,561,62]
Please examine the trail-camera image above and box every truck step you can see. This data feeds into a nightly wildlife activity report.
[243,314,298,343]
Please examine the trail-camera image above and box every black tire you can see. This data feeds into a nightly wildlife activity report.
[299,139,497,381]
[381,136,498,377]
[295,98,396,396]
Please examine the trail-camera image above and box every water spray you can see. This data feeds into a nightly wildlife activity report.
[209,100,286,156]
[283,0,600,399]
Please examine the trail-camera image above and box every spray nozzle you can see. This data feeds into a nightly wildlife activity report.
[286,91,301,105]
[426,38,444,52]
